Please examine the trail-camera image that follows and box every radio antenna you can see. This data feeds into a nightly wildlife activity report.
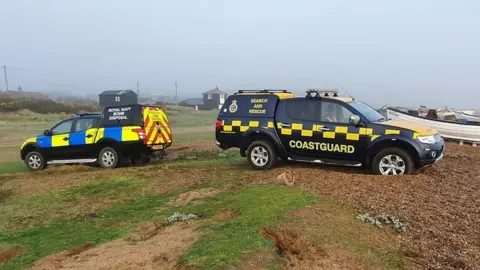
[340,86,355,101]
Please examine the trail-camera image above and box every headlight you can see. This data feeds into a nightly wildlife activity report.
[417,135,436,144]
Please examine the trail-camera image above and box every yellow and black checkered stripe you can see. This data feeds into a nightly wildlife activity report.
[222,120,275,132]
[221,119,415,141]
[276,122,411,141]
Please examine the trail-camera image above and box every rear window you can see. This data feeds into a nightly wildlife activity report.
[100,105,143,127]
[219,95,279,118]
[285,100,317,121]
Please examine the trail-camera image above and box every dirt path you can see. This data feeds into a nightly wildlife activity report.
[32,221,202,270]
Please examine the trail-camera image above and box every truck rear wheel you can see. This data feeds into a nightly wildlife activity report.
[98,147,119,169]
[246,140,277,170]
[372,147,415,175]
[131,152,150,166]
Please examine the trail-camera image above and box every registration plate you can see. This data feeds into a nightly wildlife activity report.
[151,145,164,150]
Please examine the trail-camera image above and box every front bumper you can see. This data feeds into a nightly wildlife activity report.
[421,153,444,167]
[419,138,445,166]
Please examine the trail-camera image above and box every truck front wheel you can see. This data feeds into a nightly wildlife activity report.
[25,151,47,171]
[246,140,277,170]
[372,147,415,175]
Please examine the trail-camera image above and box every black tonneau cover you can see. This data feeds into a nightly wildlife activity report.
[100,104,143,127]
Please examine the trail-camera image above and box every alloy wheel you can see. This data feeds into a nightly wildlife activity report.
[379,154,406,175]
[28,154,42,169]
[250,146,269,167]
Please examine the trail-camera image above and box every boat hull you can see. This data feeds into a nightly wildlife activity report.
[454,111,480,122]
[387,108,480,143]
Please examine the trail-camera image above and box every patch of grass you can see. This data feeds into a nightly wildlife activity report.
[343,241,404,269]
[175,149,238,161]
[0,163,25,174]
[0,220,124,269]
[168,110,217,128]
[177,186,316,269]
[0,178,141,231]
[0,184,203,269]
[286,197,405,269]
[0,190,183,270]
[0,185,313,270]
[174,131,213,143]
[170,150,245,169]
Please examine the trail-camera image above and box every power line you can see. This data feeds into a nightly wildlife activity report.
[2,65,8,91]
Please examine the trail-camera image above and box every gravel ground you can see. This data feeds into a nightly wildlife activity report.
[286,142,480,269]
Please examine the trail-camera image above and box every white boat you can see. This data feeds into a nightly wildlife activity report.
[387,108,480,143]
[454,111,480,122]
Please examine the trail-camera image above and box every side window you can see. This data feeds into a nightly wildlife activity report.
[51,120,73,135]
[321,101,353,123]
[285,100,317,121]
[74,118,95,132]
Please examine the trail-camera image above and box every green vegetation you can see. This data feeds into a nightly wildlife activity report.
[287,197,405,269]
[0,152,406,269]
[178,186,315,269]
[167,108,217,127]
[0,163,25,175]
[0,177,142,231]
[173,130,213,143]
[0,98,99,114]
[0,184,313,270]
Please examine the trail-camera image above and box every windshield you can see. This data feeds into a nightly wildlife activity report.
[349,101,386,122]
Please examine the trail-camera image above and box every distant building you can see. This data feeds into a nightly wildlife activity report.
[98,90,137,108]
[138,97,157,105]
[4,90,50,100]
[179,98,204,110]
[202,86,228,110]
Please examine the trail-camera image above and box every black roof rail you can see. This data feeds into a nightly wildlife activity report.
[306,88,339,99]
[76,112,101,117]
[236,89,291,94]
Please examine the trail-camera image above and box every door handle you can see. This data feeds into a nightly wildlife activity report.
[280,123,291,128]
[86,134,93,138]
[63,137,69,141]
[319,127,330,131]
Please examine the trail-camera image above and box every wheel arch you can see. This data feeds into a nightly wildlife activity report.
[240,129,286,158]
[20,143,41,160]
[96,137,118,147]
[366,137,421,169]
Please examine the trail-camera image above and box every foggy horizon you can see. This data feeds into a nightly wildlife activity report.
[1,0,479,109]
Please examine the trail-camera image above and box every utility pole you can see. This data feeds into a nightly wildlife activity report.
[175,81,178,104]
[136,81,140,96]
[2,65,8,91]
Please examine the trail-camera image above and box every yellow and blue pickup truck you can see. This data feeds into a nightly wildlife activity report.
[20,104,172,171]
[215,89,444,175]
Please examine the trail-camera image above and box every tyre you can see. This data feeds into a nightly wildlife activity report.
[25,151,46,171]
[372,147,415,175]
[246,140,277,170]
[131,153,150,166]
[98,147,119,169]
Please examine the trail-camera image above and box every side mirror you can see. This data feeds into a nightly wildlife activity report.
[44,130,52,136]
[349,115,361,125]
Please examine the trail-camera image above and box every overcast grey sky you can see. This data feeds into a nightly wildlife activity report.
[1,0,479,108]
